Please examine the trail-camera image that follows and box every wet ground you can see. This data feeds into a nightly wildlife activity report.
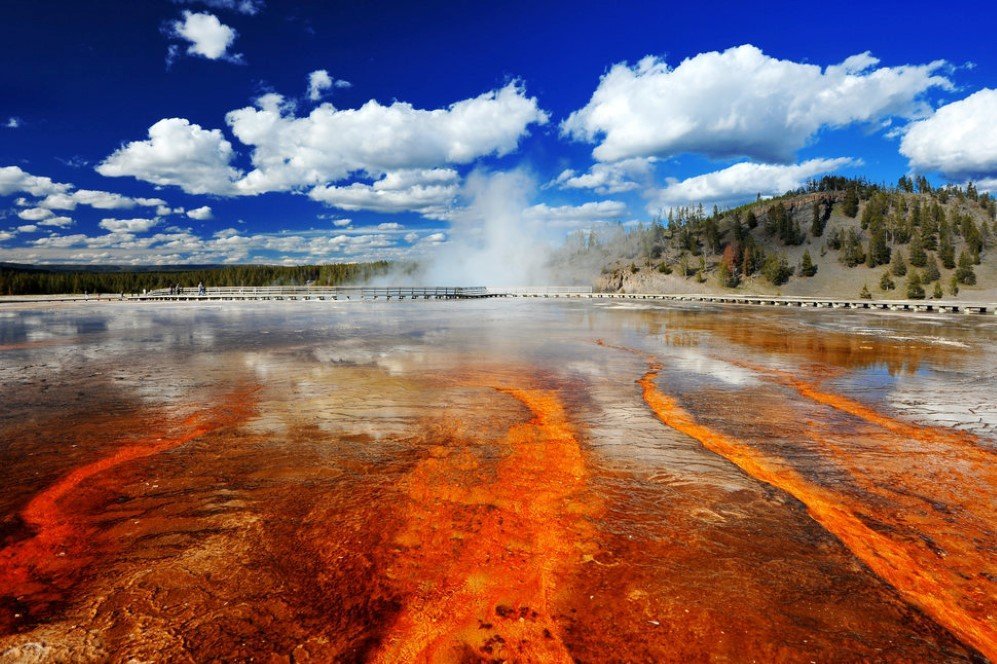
[0,299,994,663]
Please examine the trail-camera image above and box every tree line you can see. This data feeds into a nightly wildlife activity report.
[0,262,391,296]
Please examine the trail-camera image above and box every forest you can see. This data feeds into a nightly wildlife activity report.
[0,261,391,296]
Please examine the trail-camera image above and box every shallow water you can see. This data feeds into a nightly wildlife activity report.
[0,300,994,662]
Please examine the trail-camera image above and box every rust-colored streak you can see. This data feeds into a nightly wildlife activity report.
[730,356,991,452]
[0,386,258,616]
[630,360,997,661]
[372,387,590,663]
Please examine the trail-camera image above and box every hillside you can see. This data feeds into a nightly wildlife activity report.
[554,177,997,302]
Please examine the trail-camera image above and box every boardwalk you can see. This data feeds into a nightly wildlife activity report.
[1,286,994,315]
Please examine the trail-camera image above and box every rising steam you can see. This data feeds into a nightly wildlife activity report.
[415,168,555,287]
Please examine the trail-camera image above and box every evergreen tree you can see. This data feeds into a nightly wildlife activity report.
[860,284,872,299]
[924,255,941,283]
[761,253,792,285]
[745,209,758,229]
[906,271,925,299]
[955,250,977,285]
[932,281,943,299]
[840,229,866,267]
[938,231,956,269]
[880,271,895,291]
[908,231,927,266]
[799,249,817,277]
[949,275,959,296]
[842,187,859,218]
[811,201,823,237]
[717,260,737,288]
[866,221,891,267]
[890,249,907,277]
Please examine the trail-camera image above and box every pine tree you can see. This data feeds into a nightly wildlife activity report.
[860,284,872,299]
[908,231,927,266]
[842,187,859,218]
[955,250,977,285]
[932,281,943,299]
[717,260,736,288]
[811,201,824,237]
[924,255,941,283]
[880,271,895,291]
[840,229,866,267]
[906,271,925,299]
[939,231,956,269]
[761,254,792,285]
[949,274,959,296]
[866,222,890,267]
[799,249,817,277]
[890,249,907,277]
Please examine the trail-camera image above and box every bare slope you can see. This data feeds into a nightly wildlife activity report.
[563,182,997,302]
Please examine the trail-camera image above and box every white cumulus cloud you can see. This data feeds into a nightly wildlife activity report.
[553,157,656,194]
[0,166,71,197]
[308,168,459,216]
[38,216,74,228]
[648,157,856,210]
[187,205,214,220]
[96,118,242,195]
[38,189,166,211]
[900,88,997,181]
[228,82,548,194]
[563,45,951,163]
[98,218,161,233]
[169,11,241,62]
[17,207,55,221]
[524,200,629,228]
[307,69,351,101]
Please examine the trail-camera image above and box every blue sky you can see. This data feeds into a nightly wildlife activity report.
[1,0,995,265]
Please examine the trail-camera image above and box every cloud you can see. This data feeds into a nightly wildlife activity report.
[186,205,214,220]
[0,166,71,197]
[16,225,38,233]
[900,88,997,181]
[553,157,655,194]
[228,82,548,194]
[173,0,263,15]
[96,118,242,195]
[168,11,241,62]
[38,216,74,228]
[307,70,351,101]
[4,117,20,129]
[37,189,166,211]
[308,168,459,215]
[647,157,856,210]
[96,82,546,199]
[98,218,161,233]
[563,45,951,163]
[17,207,55,221]
[332,218,352,227]
[524,200,629,228]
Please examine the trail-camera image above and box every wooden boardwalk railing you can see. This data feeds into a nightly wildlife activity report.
[4,286,994,315]
[137,286,492,300]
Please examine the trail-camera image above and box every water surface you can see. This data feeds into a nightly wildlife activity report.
[0,300,994,662]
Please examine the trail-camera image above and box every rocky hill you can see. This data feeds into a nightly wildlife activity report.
[555,177,996,302]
